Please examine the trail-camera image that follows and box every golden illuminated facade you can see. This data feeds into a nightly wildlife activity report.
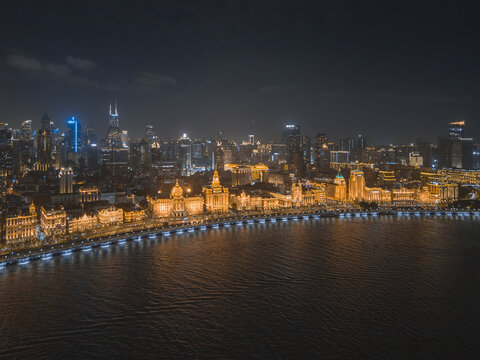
[68,213,98,233]
[291,182,303,206]
[148,180,204,218]
[365,188,392,203]
[4,203,37,245]
[231,191,279,211]
[79,187,99,203]
[124,208,146,222]
[203,171,229,213]
[391,188,416,206]
[225,163,269,186]
[327,172,347,201]
[98,207,124,226]
[348,170,366,201]
[41,206,67,236]
[427,182,458,202]
[377,171,396,188]
[348,171,391,203]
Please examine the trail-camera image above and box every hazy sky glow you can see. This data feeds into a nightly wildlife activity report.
[1,1,480,143]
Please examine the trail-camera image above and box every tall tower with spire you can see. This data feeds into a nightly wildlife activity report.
[109,100,119,128]
[107,100,122,147]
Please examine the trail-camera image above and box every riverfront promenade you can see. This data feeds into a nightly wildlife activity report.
[1,207,479,268]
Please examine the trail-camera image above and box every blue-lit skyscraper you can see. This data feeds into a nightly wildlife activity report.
[66,116,82,153]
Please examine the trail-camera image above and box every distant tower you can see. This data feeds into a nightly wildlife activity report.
[448,121,465,139]
[59,167,73,194]
[21,120,33,141]
[66,116,82,153]
[106,100,122,147]
[179,133,192,176]
[109,100,119,128]
[36,113,52,171]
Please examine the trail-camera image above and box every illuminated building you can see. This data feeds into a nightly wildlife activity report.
[291,182,303,206]
[102,101,129,177]
[121,130,129,148]
[124,208,146,222]
[148,180,204,218]
[330,150,349,163]
[41,206,67,236]
[348,170,366,201]
[427,182,458,202]
[347,170,392,203]
[59,167,73,194]
[98,207,124,226]
[68,213,98,233]
[439,121,474,169]
[203,171,229,213]
[449,121,465,139]
[391,188,416,206]
[364,188,392,203]
[409,152,423,168]
[231,191,279,211]
[311,183,327,204]
[79,187,99,202]
[66,116,82,153]
[35,113,52,171]
[179,133,192,176]
[226,163,269,186]
[283,124,301,165]
[327,171,347,202]
[106,101,121,146]
[21,120,32,141]
[330,162,375,171]
[3,203,37,245]
[377,171,396,188]
[438,169,480,185]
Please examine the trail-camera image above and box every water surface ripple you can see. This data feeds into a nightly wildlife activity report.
[1,217,480,359]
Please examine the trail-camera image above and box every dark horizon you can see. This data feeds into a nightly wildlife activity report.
[1,1,480,143]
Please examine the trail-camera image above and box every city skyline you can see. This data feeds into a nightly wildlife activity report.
[2,1,480,142]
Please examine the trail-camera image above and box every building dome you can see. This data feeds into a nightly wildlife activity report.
[151,140,160,149]
[170,180,184,199]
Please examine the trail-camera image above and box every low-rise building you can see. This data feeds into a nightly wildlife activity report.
[41,206,67,236]
[3,203,37,245]
[98,207,124,226]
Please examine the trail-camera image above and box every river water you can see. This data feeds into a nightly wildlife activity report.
[1,216,480,359]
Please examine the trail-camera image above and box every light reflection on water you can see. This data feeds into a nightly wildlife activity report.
[0,217,480,358]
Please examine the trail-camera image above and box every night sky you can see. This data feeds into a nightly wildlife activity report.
[1,0,480,143]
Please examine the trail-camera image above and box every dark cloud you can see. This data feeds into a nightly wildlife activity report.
[132,72,178,90]
[6,54,43,71]
[65,56,99,72]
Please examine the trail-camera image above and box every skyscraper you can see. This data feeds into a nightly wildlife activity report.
[438,120,473,169]
[106,101,122,147]
[59,167,73,194]
[179,133,192,176]
[66,116,82,153]
[448,121,465,139]
[21,120,32,141]
[36,113,52,171]
[314,133,330,173]
[282,124,302,173]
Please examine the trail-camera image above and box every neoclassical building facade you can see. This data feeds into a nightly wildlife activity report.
[148,180,204,218]
[203,171,229,213]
